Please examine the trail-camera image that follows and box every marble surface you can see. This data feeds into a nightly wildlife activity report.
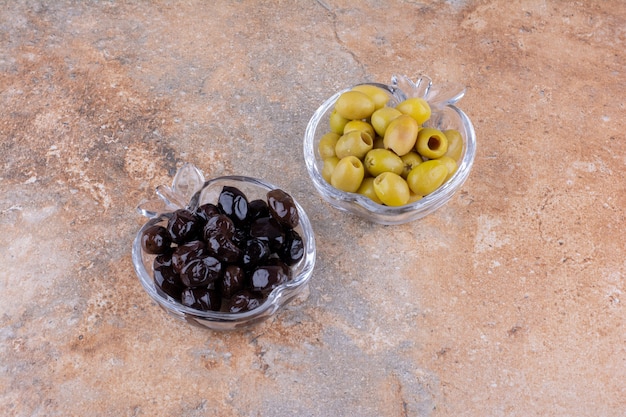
[1,1,625,416]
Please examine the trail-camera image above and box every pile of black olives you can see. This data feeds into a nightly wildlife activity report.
[141,186,304,313]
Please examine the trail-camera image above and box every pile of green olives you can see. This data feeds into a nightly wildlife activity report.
[318,85,464,207]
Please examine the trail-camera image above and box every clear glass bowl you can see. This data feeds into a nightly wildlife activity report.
[131,163,317,330]
[304,74,476,225]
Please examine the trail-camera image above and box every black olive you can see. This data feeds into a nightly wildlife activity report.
[195,203,221,225]
[251,265,289,294]
[249,217,286,252]
[153,252,184,300]
[167,209,201,243]
[179,255,222,287]
[203,214,236,240]
[221,265,247,299]
[242,238,271,269]
[171,241,207,274]
[267,189,299,229]
[218,186,249,225]
[181,286,221,311]
[248,199,270,222]
[227,290,262,313]
[279,229,304,266]
[141,225,172,254]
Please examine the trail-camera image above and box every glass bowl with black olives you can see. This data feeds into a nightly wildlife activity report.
[304,74,476,225]
[132,163,316,330]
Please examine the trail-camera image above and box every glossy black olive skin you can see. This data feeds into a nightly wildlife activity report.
[141,225,172,254]
[251,265,289,293]
[242,238,271,269]
[267,189,299,229]
[203,214,235,240]
[167,209,201,243]
[206,233,242,264]
[179,255,222,287]
[250,217,286,252]
[195,203,221,225]
[248,199,270,222]
[227,290,262,313]
[153,252,184,300]
[142,186,303,313]
[181,286,221,311]
[171,241,207,274]
[218,186,249,225]
[221,265,247,298]
[280,229,304,266]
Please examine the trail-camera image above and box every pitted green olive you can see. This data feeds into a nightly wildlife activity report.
[406,159,448,196]
[400,151,423,178]
[443,129,464,161]
[373,172,410,206]
[335,91,376,120]
[408,192,423,203]
[344,120,375,140]
[383,115,419,156]
[329,110,349,135]
[363,148,404,177]
[437,155,458,181]
[416,127,448,159]
[335,130,373,159]
[351,85,390,110]
[371,107,403,137]
[396,97,431,125]
[357,177,383,204]
[318,132,340,159]
[321,156,340,183]
[331,156,365,193]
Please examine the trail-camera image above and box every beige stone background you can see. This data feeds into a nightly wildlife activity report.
[1,1,625,416]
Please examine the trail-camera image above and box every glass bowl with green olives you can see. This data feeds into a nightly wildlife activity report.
[304,74,476,225]
[132,163,316,331]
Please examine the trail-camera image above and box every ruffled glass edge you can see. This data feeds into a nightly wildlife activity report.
[136,162,206,218]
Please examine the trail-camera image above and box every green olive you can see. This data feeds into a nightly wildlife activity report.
[396,97,431,125]
[335,130,373,159]
[351,85,390,110]
[334,91,376,120]
[443,129,464,161]
[363,148,404,177]
[408,192,423,203]
[329,110,350,135]
[331,156,365,193]
[343,120,375,140]
[406,159,448,196]
[400,151,423,178]
[383,114,419,156]
[321,156,340,183]
[416,127,448,159]
[371,107,403,137]
[357,177,383,204]
[373,172,410,206]
[437,155,458,181]
[318,132,340,159]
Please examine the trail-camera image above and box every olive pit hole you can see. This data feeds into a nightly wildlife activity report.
[428,136,441,150]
